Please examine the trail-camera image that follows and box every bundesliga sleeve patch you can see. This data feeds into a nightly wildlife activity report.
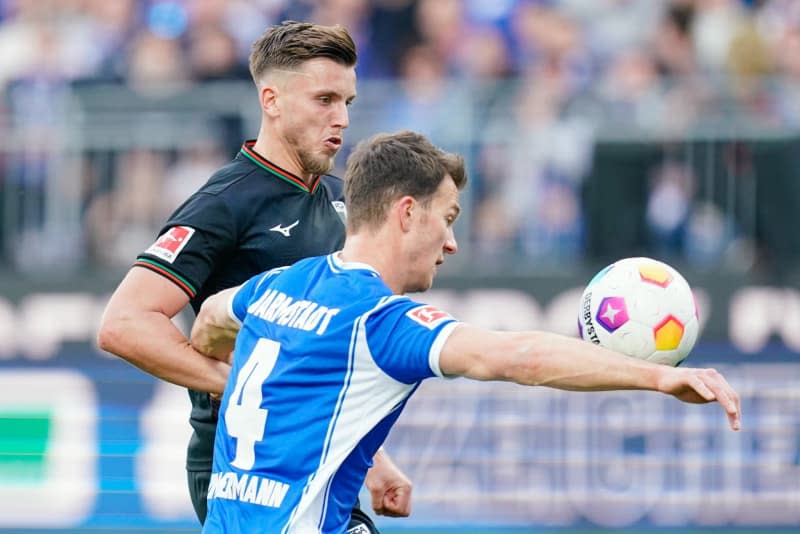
[406,305,452,330]
[144,226,195,263]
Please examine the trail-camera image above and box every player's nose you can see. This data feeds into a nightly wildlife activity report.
[444,229,458,255]
[333,101,349,129]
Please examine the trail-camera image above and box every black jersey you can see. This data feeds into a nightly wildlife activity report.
[136,140,346,471]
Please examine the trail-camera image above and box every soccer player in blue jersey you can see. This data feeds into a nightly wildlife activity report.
[98,21,409,531]
[190,130,742,533]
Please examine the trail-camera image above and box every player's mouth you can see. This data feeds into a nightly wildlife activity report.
[323,136,342,152]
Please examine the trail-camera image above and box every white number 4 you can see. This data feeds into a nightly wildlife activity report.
[225,338,279,470]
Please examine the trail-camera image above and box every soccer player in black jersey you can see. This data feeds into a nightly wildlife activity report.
[98,22,411,532]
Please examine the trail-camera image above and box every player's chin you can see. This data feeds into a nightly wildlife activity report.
[308,155,335,175]
[423,272,437,290]
[407,276,434,294]
[320,154,336,171]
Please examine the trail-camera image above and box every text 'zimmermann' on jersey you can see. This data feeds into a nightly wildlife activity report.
[247,288,340,335]
[207,472,289,508]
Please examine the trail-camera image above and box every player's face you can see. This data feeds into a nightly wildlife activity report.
[278,58,357,176]
[406,176,461,293]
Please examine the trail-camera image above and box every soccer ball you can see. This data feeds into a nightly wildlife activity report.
[577,257,699,366]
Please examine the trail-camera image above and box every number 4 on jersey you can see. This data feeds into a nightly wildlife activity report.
[225,338,279,470]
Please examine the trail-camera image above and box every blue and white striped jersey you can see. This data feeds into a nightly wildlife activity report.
[202,253,459,534]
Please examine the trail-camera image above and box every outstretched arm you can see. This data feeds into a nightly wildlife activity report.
[97,267,231,396]
[439,324,741,431]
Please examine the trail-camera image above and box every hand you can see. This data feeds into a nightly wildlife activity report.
[658,367,741,431]
[365,448,412,517]
[209,354,233,401]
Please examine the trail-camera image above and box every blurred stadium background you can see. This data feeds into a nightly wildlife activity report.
[1,0,799,532]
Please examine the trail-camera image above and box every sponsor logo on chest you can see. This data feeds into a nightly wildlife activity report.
[269,220,300,237]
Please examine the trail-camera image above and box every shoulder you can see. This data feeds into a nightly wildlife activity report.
[177,158,285,219]
[200,158,273,198]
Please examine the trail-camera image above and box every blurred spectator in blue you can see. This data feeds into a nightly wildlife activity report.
[474,61,593,263]
[125,29,188,94]
[510,2,592,93]
[360,0,420,79]
[186,0,275,63]
[645,158,694,258]
[81,0,141,82]
[596,48,663,130]
[185,22,249,81]
[559,0,663,69]
[383,42,472,144]
[456,23,514,80]
[684,201,735,269]
[414,0,465,73]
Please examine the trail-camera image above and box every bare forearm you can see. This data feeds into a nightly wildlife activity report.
[452,328,663,391]
[98,310,230,395]
[501,330,662,391]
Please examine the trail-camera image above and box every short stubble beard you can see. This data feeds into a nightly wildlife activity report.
[298,149,334,176]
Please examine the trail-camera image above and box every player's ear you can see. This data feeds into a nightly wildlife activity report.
[260,85,280,117]
[397,196,416,232]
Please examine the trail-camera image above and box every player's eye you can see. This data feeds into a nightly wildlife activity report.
[318,96,331,104]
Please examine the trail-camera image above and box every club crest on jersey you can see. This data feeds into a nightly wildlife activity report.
[332,200,347,222]
[407,305,451,329]
[145,226,195,263]
[347,525,371,534]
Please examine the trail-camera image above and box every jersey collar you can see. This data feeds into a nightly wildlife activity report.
[239,140,321,193]
[328,252,380,277]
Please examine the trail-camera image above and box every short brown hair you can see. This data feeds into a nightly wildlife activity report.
[249,21,357,85]
[344,131,467,232]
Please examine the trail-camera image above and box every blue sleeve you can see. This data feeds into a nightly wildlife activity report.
[364,297,460,384]
[228,267,286,323]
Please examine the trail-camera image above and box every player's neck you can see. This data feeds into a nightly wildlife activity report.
[340,234,403,294]
[252,135,315,186]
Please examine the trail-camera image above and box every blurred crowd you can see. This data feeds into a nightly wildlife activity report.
[2,0,800,275]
